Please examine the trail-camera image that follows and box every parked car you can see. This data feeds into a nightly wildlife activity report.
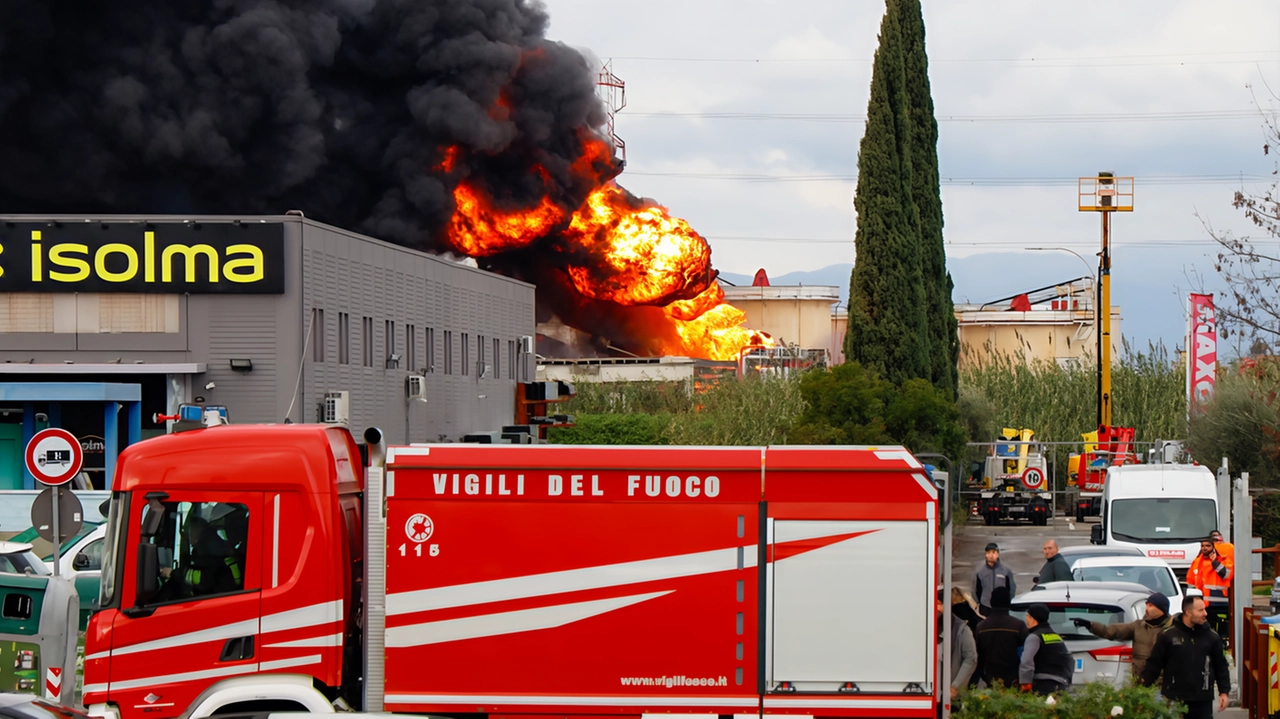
[0,543,51,577]
[1056,544,1146,564]
[1069,556,1184,604]
[41,523,106,630]
[1012,582,1152,689]
[0,693,93,719]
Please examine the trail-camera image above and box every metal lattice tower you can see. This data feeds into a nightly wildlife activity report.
[596,60,627,164]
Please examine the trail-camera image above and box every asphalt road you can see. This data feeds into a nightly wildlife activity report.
[951,513,1095,595]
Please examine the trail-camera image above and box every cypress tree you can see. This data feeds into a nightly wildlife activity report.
[844,1,930,385]
[897,0,960,398]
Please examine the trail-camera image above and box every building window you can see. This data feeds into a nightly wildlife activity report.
[494,338,502,379]
[444,331,453,375]
[508,340,515,380]
[461,333,470,375]
[385,319,395,368]
[338,313,350,365]
[362,316,374,367]
[313,309,325,363]
[516,339,527,382]
[427,328,436,373]
[407,325,417,374]
[478,335,486,377]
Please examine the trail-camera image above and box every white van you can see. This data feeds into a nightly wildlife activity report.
[1090,463,1219,581]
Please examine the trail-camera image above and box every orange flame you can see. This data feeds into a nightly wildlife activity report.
[563,184,711,306]
[448,182,565,257]
[437,146,458,173]
[441,136,771,360]
[665,303,774,361]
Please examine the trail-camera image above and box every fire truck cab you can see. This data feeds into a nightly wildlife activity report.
[84,424,948,719]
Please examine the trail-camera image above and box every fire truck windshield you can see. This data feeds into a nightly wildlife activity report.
[98,492,128,609]
[1110,498,1216,543]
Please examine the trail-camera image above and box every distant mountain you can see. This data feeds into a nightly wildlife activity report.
[719,265,852,300]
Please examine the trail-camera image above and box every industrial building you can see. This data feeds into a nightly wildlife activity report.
[954,277,1122,368]
[0,214,535,489]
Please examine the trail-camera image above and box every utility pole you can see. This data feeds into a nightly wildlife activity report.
[1078,173,1133,428]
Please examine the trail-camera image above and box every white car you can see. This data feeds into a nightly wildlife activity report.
[1013,582,1152,689]
[0,541,52,576]
[1069,555,1184,604]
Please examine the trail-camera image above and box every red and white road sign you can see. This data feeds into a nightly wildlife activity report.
[1021,466,1046,490]
[45,666,62,701]
[25,428,83,485]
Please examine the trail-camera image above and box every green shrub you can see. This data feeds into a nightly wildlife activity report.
[954,681,1183,719]
[547,413,672,445]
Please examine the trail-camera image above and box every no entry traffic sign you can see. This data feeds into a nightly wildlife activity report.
[25,428,83,486]
[1021,466,1046,491]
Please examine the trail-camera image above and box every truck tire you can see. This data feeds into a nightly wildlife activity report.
[1076,507,1086,523]
[984,513,995,526]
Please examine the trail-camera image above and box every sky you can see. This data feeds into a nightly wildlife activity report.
[538,0,1280,351]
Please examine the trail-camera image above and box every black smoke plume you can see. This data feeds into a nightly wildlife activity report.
[0,0,615,249]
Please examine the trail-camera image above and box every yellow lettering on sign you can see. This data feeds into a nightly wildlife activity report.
[95,243,138,282]
[48,243,90,282]
[223,244,264,283]
[145,231,155,282]
[161,243,219,282]
[30,230,42,282]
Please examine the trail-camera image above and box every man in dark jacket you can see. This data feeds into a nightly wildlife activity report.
[1140,595,1230,719]
[1036,540,1072,585]
[1017,603,1073,695]
[1072,592,1173,680]
[160,516,242,597]
[975,586,1026,688]
[974,543,1017,614]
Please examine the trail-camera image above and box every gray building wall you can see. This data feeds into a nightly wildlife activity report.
[0,215,535,443]
[297,221,535,443]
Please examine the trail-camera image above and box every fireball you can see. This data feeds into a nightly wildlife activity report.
[442,140,770,361]
[564,185,712,307]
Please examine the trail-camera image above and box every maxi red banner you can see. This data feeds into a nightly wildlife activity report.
[1187,293,1217,412]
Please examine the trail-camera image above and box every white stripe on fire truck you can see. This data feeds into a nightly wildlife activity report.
[383,693,759,708]
[261,599,343,633]
[385,525,870,618]
[911,473,938,499]
[764,697,933,710]
[85,600,342,661]
[264,632,342,649]
[83,619,259,662]
[386,591,671,648]
[104,653,323,693]
[387,547,747,616]
[874,449,923,468]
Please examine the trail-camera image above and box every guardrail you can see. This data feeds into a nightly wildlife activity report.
[1239,607,1271,719]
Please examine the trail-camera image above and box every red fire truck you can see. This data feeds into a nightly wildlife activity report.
[82,422,947,719]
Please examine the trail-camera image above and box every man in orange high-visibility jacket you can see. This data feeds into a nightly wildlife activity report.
[1210,530,1235,565]
[1188,535,1233,641]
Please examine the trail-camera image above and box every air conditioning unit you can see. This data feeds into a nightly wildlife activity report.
[406,375,427,402]
[323,391,350,426]
[518,335,533,353]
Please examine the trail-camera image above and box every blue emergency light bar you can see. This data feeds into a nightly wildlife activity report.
[178,404,204,422]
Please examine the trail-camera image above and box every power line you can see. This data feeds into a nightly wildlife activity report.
[626,171,1274,186]
[609,50,1280,67]
[704,235,1224,248]
[624,109,1268,124]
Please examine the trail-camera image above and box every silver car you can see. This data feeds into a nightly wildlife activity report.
[1011,582,1152,688]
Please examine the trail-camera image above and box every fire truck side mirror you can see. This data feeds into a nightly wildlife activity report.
[136,543,159,606]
